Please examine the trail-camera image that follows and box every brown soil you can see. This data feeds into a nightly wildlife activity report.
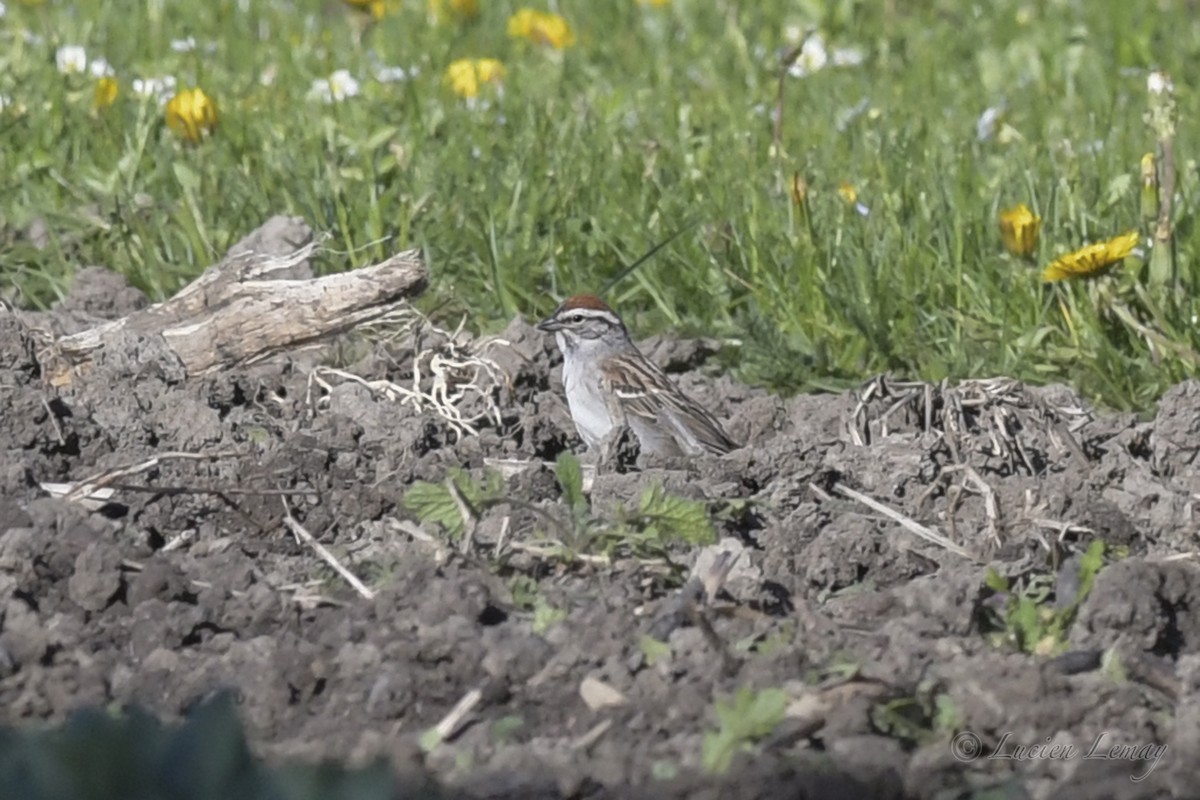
[2,253,1198,799]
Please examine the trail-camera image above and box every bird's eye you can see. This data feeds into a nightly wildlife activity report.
[570,314,584,323]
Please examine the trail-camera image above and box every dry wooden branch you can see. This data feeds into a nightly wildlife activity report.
[47,216,428,378]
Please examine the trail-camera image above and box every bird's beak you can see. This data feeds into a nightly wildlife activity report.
[536,316,562,333]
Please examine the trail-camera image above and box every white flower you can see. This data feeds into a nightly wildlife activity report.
[309,80,332,103]
[89,57,114,78]
[788,33,828,78]
[170,36,197,53]
[831,47,865,67]
[132,76,177,104]
[309,69,360,103]
[0,3,7,19]
[786,31,864,78]
[56,45,88,75]
[836,98,870,132]
[374,65,414,83]
[329,69,360,99]
[309,81,333,103]
[976,105,1003,141]
[368,51,419,83]
[1147,70,1173,96]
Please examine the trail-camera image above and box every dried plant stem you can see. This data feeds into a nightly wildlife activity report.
[833,482,981,563]
[282,499,375,600]
[426,688,483,748]
[771,43,804,160]
[57,450,242,502]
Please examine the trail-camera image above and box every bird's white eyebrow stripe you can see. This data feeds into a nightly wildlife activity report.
[558,307,619,322]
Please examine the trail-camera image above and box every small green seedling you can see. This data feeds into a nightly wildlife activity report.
[983,539,1109,655]
[701,686,788,774]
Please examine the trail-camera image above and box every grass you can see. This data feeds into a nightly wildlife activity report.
[1,0,1198,409]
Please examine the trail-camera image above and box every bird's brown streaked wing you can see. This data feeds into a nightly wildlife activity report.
[600,352,740,455]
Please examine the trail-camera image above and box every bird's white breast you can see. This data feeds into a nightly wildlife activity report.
[561,359,612,449]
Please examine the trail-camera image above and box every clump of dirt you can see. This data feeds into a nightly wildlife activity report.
[2,235,1199,799]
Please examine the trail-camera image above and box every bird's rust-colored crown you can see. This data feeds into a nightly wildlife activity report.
[557,294,612,313]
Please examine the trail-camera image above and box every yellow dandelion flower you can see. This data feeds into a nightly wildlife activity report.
[165,87,218,143]
[444,58,505,99]
[998,203,1041,258]
[93,77,119,112]
[476,59,504,84]
[1042,231,1140,282]
[507,8,575,50]
[428,0,478,22]
[837,182,858,204]
[344,0,388,20]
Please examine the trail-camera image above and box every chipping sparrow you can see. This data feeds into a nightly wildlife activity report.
[536,294,739,457]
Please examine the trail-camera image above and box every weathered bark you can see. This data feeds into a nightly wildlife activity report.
[47,216,428,378]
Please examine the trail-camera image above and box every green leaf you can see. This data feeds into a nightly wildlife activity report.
[508,575,538,610]
[402,469,499,540]
[491,715,524,743]
[701,687,787,774]
[870,697,927,741]
[1076,539,1107,601]
[735,688,788,735]
[984,566,1009,592]
[1008,597,1043,651]
[932,693,961,732]
[172,161,201,194]
[555,451,586,515]
[531,598,566,634]
[362,125,400,152]
[637,483,716,545]
[403,480,464,538]
[638,635,671,666]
